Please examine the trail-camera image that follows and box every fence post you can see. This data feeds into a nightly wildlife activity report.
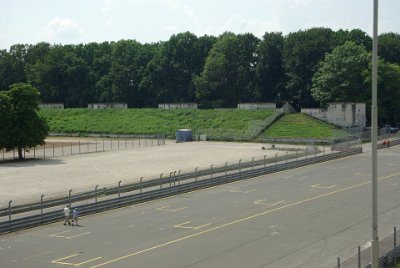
[111,139,113,151]
[358,246,361,268]
[41,194,44,215]
[173,171,177,186]
[118,180,122,198]
[34,147,36,159]
[95,185,99,204]
[79,141,81,154]
[263,155,266,167]
[195,167,198,182]
[169,172,173,187]
[178,170,181,185]
[225,162,228,176]
[160,173,163,189]
[337,257,340,268]
[62,143,64,156]
[210,164,213,179]
[8,200,12,221]
[140,177,143,194]
[239,159,242,174]
[103,139,105,151]
[70,142,72,155]
[53,144,55,157]
[44,144,46,159]
[275,153,277,165]
[286,152,288,163]
[251,157,255,170]
[68,189,72,207]
[96,140,98,152]
[394,226,397,265]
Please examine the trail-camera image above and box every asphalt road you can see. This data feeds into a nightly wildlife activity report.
[0,146,399,268]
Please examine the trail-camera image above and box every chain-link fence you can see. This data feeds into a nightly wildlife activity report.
[0,135,165,162]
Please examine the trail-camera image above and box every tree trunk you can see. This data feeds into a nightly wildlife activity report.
[18,146,23,160]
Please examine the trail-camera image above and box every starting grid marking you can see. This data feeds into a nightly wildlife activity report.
[311,184,336,189]
[228,188,256,194]
[51,254,102,267]
[48,230,91,239]
[174,221,211,230]
[156,205,188,212]
[254,199,286,206]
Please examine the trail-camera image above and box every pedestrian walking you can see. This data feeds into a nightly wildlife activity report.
[72,208,79,226]
[63,205,71,226]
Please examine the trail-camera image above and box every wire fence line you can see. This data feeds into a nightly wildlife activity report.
[0,135,166,162]
[337,226,399,268]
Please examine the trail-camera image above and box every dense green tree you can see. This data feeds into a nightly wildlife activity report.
[364,60,400,125]
[311,41,370,106]
[1,83,48,159]
[283,28,337,109]
[379,33,400,65]
[0,91,15,148]
[195,32,259,107]
[256,32,285,103]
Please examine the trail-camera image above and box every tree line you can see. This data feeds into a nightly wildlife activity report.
[1,28,400,124]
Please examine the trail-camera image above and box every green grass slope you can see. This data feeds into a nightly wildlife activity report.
[39,108,275,138]
[262,114,338,139]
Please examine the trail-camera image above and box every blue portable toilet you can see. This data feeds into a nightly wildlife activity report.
[176,129,192,143]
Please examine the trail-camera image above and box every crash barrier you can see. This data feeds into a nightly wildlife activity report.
[0,147,362,234]
[337,227,399,268]
[0,146,320,219]
[0,134,166,162]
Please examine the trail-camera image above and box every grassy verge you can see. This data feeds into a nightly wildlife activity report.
[39,108,275,138]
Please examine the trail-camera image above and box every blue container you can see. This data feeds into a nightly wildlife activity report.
[176,129,192,143]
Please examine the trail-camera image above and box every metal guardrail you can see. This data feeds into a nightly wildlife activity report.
[0,148,361,234]
[0,148,317,218]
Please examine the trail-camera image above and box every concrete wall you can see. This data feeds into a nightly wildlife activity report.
[327,103,366,128]
[301,103,366,128]
[237,103,276,110]
[88,103,128,109]
[301,108,327,120]
[39,103,64,109]
[158,103,198,109]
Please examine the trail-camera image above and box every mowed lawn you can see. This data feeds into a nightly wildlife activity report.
[263,114,337,139]
[39,108,275,137]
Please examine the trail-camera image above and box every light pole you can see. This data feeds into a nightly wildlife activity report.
[371,0,379,267]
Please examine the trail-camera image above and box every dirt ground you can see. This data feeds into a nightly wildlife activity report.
[0,138,294,205]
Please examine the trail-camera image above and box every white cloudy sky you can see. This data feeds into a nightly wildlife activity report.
[0,0,399,49]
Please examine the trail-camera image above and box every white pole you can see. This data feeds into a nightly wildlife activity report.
[371,0,379,267]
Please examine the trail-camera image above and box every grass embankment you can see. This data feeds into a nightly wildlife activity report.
[263,114,338,139]
[39,108,275,138]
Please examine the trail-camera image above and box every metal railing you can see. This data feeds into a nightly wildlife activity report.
[0,145,362,234]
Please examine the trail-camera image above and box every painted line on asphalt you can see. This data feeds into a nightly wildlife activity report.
[254,199,286,206]
[51,254,102,266]
[174,221,212,230]
[156,205,188,212]
[87,172,400,268]
[49,230,90,239]
[311,184,337,189]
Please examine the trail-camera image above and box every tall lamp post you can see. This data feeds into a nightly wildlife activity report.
[371,0,379,267]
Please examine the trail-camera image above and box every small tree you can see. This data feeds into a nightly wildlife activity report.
[0,83,48,160]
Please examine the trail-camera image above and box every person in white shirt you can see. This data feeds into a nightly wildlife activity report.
[63,205,71,226]
[72,208,79,226]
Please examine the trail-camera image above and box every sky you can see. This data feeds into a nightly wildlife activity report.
[1,0,399,50]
